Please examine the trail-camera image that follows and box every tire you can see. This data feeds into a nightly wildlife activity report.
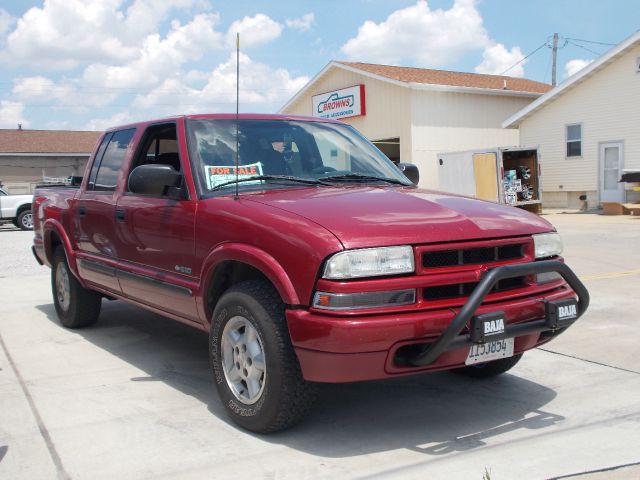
[452,353,523,379]
[210,280,317,433]
[51,247,102,329]
[17,209,33,230]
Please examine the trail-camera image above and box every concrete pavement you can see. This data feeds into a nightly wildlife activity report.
[1,213,639,479]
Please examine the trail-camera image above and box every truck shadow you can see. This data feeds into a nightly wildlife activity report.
[36,300,562,458]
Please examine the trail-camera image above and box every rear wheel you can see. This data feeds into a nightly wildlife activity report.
[17,209,33,230]
[210,280,317,433]
[52,247,102,328]
[452,353,523,379]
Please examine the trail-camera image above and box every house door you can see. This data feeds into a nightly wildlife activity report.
[599,142,624,203]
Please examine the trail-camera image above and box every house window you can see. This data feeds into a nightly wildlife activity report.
[566,124,582,157]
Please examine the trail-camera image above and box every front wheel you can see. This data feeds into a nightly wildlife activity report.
[452,353,523,379]
[210,280,317,433]
[17,209,33,230]
[52,247,102,328]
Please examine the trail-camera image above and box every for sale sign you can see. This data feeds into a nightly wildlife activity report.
[312,85,365,120]
[204,162,263,189]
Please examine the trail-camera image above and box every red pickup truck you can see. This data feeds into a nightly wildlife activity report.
[32,114,589,433]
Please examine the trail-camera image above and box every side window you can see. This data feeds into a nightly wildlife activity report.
[129,124,180,177]
[87,134,112,190]
[566,124,582,157]
[93,128,136,191]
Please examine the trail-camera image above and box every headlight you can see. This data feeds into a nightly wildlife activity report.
[323,246,414,279]
[533,233,563,259]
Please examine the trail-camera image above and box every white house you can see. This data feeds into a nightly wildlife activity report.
[503,31,640,208]
[280,61,550,189]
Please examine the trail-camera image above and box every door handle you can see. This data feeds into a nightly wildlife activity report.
[115,208,125,222]
[79,206,86,216]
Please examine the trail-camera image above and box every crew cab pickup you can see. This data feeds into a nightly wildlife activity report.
[0,188,33,230]
[32,114,589,433]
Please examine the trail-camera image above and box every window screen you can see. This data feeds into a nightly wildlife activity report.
[566,124,581,157]
[94,129,136,191]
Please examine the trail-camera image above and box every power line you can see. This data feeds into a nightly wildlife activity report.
[565,37,616,47]
[499,41,548,76]
[567,40,603,57]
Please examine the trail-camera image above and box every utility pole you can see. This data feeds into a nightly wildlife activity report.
[551,32,559,86]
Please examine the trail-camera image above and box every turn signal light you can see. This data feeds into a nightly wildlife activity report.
[312,289,416,311]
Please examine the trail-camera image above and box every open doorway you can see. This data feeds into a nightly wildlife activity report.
[372,137,400,164]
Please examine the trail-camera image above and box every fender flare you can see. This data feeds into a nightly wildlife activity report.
[200,243,300,313]
[43,219,81,279]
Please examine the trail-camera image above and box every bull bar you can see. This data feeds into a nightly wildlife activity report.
[407,260,590,367]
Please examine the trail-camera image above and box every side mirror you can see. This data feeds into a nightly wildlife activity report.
[397,162,419,185]
[129,164,182,197]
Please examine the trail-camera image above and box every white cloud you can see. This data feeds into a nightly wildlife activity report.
[0,101,29,128]
[286,13,314,32]
[85,52,309,129]
[2,0,200,69]
[133,52,308,113]
[86,111,138,131]
[0,8,15,38]
[340,0,490,66]
[227,13,283,48]
[13,75,74,100]
[564,58,593,78]
[81,13,223,90]
[475,43,525,77]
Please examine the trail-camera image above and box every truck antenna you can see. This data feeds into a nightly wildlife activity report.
[234,32,240,200]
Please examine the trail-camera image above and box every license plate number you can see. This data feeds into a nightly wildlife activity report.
[465,338,514,365]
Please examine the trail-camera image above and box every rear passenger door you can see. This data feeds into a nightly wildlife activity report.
[114,123,199,322]
[75,128,135,294]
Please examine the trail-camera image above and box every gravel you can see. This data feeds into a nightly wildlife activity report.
[0,225,46,278]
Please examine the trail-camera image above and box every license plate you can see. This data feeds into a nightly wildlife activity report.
[465,338,514,365]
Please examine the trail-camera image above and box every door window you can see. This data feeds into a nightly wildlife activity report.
[87,134,112,190]
[127,124,181,195]
[93,128,136,191]
[603,147,620,190]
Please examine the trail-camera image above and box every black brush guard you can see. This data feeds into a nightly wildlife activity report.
[408,260,590,366]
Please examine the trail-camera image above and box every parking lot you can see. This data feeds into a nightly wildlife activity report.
[1,213,639,480]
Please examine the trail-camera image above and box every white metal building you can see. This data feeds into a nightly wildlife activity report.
[0,128,101,194]
[280,61,550,189]
[504,31,640,208]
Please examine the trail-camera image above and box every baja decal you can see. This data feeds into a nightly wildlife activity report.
[484,318,505,335]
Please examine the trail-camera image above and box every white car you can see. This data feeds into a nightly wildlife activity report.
[0,188,33,230]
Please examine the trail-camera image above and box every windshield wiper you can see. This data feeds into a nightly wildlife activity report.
[318,173,409,185]
[211,175,330,191]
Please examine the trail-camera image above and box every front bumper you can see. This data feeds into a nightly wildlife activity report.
[287,260,589,383]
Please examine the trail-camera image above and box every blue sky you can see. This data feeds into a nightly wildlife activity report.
[0,0,637,130]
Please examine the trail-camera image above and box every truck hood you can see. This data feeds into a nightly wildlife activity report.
[246,186,554,249]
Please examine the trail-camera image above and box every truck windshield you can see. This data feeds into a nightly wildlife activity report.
[186,119,412,192]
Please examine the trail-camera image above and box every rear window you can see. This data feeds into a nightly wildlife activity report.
[93,129,136,191]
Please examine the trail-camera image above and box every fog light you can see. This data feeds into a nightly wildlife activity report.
[312,289,416,310]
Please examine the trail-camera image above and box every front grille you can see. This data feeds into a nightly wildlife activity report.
[423,244,524,268]
[423,276,527,301]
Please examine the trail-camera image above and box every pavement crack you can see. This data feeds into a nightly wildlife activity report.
[0,332,72,480]
[548,460,640,479]
[539,347,640,375]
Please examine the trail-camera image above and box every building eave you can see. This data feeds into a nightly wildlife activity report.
[279,61,544,113]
